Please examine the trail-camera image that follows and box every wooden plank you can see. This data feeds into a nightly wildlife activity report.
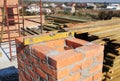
[21,28,36,35]
[44,24,60,29]
[0,52,2,57]
[89,24,120,34]
[105,57,120,64]
[92,39,105,45]
[21,28,32,36]
[107,53,120,59]
[103,64,120,73]
[43,26,58,31]
[102,72,106,80]
[26,27,40,34]
[106,71,120,80]
[71,24,120,34]
[47,15,87,23]
[30,28,42,34]
[90,28,120,38]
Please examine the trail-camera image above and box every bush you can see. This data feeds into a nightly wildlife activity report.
[98,11,113,20]
[106,11,113,19]
[98,11,106,20]
[113,11,120,17]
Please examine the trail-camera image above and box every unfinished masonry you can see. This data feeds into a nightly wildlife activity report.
[16,36,104,81]
[0,0,18,21]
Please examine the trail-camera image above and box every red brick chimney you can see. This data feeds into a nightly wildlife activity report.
[16,37,104,81]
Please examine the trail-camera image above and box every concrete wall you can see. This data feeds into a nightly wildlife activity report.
[16,37,104,81]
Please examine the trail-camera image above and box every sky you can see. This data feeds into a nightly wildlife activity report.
[40,0,120,2]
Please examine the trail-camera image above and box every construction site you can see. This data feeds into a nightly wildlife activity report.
[0,0,120,81]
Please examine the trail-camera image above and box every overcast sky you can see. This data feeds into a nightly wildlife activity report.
[40,0,120,2]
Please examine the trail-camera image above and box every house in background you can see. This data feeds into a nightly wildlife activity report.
[43,3,49,7]
[63,3,76,14]
[86,3,97,9]
[61,3,67,8]
[106,4,120,10]
[26,3,40,13]
[49,3,57,8]
[26,3,52,15]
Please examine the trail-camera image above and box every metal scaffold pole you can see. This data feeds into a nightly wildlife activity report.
[4,0,13,61]
[0,0,24,61]
[40,0,43,34]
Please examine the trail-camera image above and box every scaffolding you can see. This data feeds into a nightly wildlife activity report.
[0,0,43,61]
[20,0,43,34]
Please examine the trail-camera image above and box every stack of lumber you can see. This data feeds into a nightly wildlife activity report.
[47,15,87,23]
[103,47,120,81]
[61,18,120,81]
[80,21,120,81]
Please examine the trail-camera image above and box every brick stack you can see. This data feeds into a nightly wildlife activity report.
[0,0,19,42]
[0,0,18,20]
[16,37,104,81]
[0,0,18,5]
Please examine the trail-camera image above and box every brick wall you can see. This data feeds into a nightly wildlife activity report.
[0,0,18,5]
[0,0,18,22]
[16,37,104,81]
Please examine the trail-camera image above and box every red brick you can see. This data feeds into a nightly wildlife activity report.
[0,0,18,5]
[20,50,25,56]
[16,47,22,53]
[79,44,104,59]
[96,54,104,63]
[33,66,47,79]
[25,59,30,66]
[57,68,69,79]
[0,0,18,23]
[18,59,25,69]
[28,68,38,80]
[23,71,32,81]
[97,79,102,81]
[64,72,81,81]
[82,76,93,81]
[64,46,72,50]
[81,59,93,69]
[46,39,65,48]
[93,72,102,80]
[90,64,102,74]
[17,54,22,61]
[54,47,65,52]
[15,37,24,46]
[31,44,54,60]
[49,50,82,69]
[66,38,88,46]
[27,55,38,64]
[19,71,27,81]
[71,63,81,73]
[39,62,57,77]
[48,76,56,81]
[66,39,83,49]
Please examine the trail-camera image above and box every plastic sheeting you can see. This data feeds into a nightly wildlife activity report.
[0,66,18,81]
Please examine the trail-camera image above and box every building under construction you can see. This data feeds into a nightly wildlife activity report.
[0,0,120,81]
